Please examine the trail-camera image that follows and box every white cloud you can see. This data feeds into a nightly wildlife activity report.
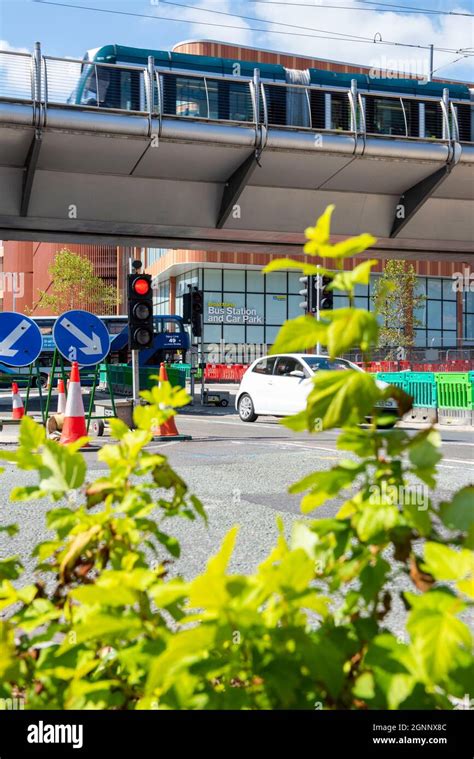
[168,1,473,81]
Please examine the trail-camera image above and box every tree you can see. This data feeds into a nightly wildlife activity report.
[35,248,119,314]
[371,260,425,359]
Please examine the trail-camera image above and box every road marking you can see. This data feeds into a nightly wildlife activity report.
[442,457,474,465]
[146,441,180,450]
[441,441,474,447]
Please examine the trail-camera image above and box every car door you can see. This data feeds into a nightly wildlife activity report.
[270,357,312,415]
[244,356,277,414]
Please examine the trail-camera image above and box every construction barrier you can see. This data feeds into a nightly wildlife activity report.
[377,370,474,413]
[404,372,437,408]
[376,371,409,390]
[434,372,474,410]
[106,363,186,396]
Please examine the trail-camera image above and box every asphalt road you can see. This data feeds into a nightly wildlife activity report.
[1,410,473,636]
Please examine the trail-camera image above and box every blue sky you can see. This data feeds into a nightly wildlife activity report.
[1,0,473,81]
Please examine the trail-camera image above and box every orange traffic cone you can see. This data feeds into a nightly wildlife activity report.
[11,382,25,420]
[60,362,88,446]
[152,362,191,441]
[56,378,66,415]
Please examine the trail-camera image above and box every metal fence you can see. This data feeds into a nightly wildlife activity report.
[0,44,471,144]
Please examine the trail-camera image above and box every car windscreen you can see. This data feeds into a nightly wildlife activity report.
[302,357,363,372]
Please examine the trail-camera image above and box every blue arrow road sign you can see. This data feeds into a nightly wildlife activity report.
[53,310,110,366]
[0,312,43,367]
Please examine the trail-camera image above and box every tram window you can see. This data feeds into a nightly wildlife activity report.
[80,67,140,110]
[310,91,325,130]
[174,77,208,117]
[424,101,443,139]
[265,84,286,126]
[119,71,141,111]
[331,93,349,131]
[366,97,406,136]
[456,104,471,142]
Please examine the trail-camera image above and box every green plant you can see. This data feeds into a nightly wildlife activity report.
[0,206,472,710]
[35,248,119,314]
[372,259,425,359]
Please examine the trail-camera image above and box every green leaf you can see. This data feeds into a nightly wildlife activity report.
[284,370,379,432]
[403,502,432,537]
[330,260,377,293]
[0,557,23,581]
[263,259,330,276]
[354,503,399,543]
[290,460,365,513]
[407,591,472,683]
[39,441,86,497]
[46,507,79,539]
[423,543,473,583]
[323,309,379,357]
[269,315,328,355]
[19,416,45,451]
[71,584,138,607]
[153,529,180,558]
[364,634,417,709]
[303,204,335,249]
[0,524,18,537]
[69,613,144,645]
[59,525,101,581]
[108,417,132,440]
[305,234,377,259]
[439,487,474,532]
[359,557,390,603]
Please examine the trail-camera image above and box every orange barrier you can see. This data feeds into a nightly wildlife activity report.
[60,362,88,446]
[152,363,191,441]
[11,382,24,420]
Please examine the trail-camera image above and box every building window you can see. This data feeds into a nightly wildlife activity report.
[464,291,474,343]
[147,248,169,266]
[414,277,457,347]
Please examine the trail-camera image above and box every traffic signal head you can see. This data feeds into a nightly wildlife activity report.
[127,273,154,350]
[191,288,203,337]
[299,275,318,313]
[321,275,334,310]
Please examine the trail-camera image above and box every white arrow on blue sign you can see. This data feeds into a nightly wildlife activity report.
[53,310,110,366]
[0,312,43,367]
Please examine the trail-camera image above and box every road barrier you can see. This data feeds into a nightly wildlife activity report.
[105,363,186,396]
[434,372,474,410]
[376,370,474,417]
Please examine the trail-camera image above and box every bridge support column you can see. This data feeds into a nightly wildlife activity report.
[20,130,42,217]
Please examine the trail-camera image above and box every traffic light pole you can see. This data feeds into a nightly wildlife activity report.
[316,274,321,355]
[187,285,195,405]
[132,350,140,404]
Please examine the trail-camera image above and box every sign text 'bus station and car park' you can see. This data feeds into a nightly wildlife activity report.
[0,310,111,368]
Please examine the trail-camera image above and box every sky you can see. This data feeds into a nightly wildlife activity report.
[0,0,473,82]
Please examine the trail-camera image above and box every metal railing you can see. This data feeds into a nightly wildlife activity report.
[0,46,472,144]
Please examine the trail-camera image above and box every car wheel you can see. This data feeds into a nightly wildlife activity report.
[238,393,258,423]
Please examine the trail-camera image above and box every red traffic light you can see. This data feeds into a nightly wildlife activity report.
[133,277,150,296]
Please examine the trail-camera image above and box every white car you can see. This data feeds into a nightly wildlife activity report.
[235,353,397,422]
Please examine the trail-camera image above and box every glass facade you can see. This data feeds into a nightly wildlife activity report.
[152,280,170,316]
[414,277,457,347]
[174,268,301,352]
[166,267,470,354]
[464,290,474,344]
